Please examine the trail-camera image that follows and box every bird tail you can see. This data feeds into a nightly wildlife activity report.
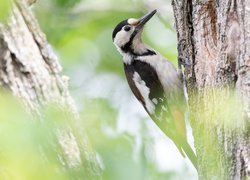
[170,108,197,170]
[174,138,197,170]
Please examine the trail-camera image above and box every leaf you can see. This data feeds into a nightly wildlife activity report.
[0,0,11,22]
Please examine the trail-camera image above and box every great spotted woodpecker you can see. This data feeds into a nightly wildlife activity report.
[112,10,197,169]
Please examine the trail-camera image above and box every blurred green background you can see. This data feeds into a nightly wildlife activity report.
[0,0,197,179]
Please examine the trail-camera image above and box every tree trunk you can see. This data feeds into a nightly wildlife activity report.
[172,0,250,179]
[0,0,101,177]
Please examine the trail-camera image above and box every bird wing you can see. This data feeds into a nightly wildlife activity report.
[124,60,180,137]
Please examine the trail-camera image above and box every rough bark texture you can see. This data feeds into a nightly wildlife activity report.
[0,0,101,177]
[172,0,250,179]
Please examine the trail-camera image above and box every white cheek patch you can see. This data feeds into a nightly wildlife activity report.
[128,18,139,26]
[133,72,155,114]
[114,30,130,48]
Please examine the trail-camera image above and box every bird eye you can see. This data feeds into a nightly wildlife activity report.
[124,26,131,32]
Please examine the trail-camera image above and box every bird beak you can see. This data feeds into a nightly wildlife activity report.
[135,9,157,32]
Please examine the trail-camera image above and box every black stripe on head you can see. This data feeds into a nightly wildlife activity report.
[112,19,129,41]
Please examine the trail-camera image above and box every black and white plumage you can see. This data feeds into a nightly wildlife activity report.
[112,10,197,169]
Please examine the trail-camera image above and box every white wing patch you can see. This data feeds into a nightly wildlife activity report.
[133,72,155,114]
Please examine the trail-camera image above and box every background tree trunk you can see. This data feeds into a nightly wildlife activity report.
[172,0,250,179]
[0,0,101,177]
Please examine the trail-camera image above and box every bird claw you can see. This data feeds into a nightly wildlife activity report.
[178,56,191,68]
[177,68,183,81]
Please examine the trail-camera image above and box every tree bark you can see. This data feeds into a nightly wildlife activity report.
[172,0,250,179]
[0,0,101,177]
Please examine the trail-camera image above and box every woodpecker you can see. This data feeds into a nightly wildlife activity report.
[112,10,197,169]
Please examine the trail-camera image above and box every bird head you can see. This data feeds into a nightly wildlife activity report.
[112,10,157,55]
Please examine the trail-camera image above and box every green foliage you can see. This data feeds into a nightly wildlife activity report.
[189,88,244,178]
[0,0,11,22]
[0,93,64,179]
[53,0,81,8]
[0,92,100,179]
